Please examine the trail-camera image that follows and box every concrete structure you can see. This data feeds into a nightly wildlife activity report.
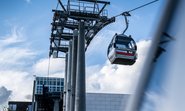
[9,93,129,111]
[49,1,114,111]
[35,77,64,95]
[32,77,130,111]
[8,101,32,111]
[33,77,64,111]
[86,93,129,111]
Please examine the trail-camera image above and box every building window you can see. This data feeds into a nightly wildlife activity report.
[61,82,64,86]
[57,81,60,85]
[9,104,17,111]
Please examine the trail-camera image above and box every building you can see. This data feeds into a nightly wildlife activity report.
[35,77,64,95]
[33,77,64,111]
[8,101,32,111]
[86,93,129,111]
[32,77,130,111]
[8,93,129,111]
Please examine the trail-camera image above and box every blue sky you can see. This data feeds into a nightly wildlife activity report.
[0,0,162,108]
[0,0,162,64]
[0,0,57,59]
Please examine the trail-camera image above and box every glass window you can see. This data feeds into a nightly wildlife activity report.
[37,80,40,85]
[40,80,43,85]
[53,81,56,85]
[116,44,127,49]
[9,104,17,110]
[57,87,60,92]
[61,82,64,86]
[44,80,46,85]
[57,81,60,85]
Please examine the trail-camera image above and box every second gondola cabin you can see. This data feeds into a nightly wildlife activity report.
[107,33,137,65]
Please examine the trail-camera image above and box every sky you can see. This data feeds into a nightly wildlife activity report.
[0,0,162,109]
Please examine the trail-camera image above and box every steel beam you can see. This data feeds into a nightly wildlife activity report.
[78,0,110,4]
[75,21,86,111]
[70,29,78,111]
[66,41,73,111]
[63,53,68,111]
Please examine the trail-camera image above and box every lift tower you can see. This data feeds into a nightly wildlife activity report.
[49,0,115,111]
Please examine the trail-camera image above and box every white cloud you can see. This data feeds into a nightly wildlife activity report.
[0,47,35,69]
[0,26,66,109]
[0,70,33,101]
[0,24,152,110]
[33,58,65,77]
[0,26,24,48]
[48,72,65,78]
[86,40,151,94]
[0,86,12,104]
[0,26,36,109]
[0,27,36,70]
[141,91,164,111]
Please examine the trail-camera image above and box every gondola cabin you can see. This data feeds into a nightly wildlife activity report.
[107,34,137,65]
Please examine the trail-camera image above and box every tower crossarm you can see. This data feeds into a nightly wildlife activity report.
[85,17,115,50]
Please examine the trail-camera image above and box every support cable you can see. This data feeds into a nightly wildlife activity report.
[127,0,159,13]
[114,0,159,34]
[113,0,159,18]
[47,56,51,78]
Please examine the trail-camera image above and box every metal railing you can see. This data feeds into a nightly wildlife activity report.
[67,1,108,16]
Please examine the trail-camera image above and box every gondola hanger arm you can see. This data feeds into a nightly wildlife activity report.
[111,0,159,34]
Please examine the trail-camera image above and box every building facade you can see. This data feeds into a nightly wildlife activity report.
[8,101,32,111]
[33,77,64,111]
[86,93,129,111]
[32,77,130,111]
[35,77,64,95]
